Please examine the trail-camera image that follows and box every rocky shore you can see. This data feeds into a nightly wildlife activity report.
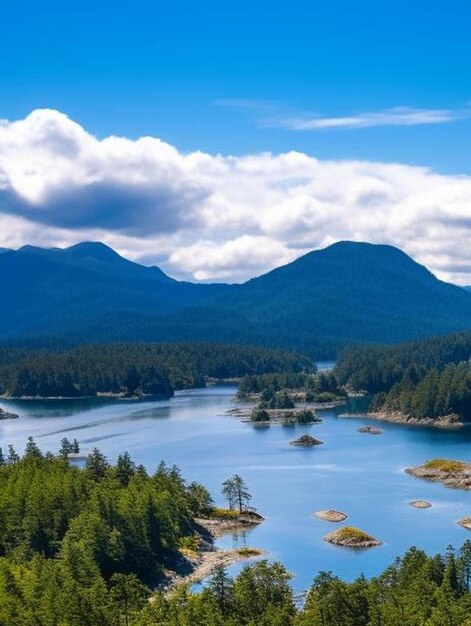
[457,517,471,530]
[323,526,382,548]
[340,411,464,430]
[405,459,471,489]
[197,511,264,538]
[228,405,322,425]
[0,407,19,420]
[159,513,264,593]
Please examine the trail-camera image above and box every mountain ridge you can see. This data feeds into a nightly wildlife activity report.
[3,240,471,356]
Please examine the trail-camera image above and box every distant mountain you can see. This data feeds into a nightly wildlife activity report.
[214,241,471,345]
[3,240,471,356]
[0,242,228,340]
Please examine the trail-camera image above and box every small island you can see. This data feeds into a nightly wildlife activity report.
[405,459,471,490]
[198,508,265,537]
[358,425,382,434]
[457,517,471,530]
[290,434,324,447]
[0,407,19,420]
[314,509,348,522]
[323,526,382,548]
[409,500,432,508]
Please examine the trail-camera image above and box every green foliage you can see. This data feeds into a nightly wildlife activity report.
[268,391,295,409]
[221,475,252,512]
[0,447,471,626]
[0,342,310,397]
[336,331,471,394]
[238,371,344,405]
[336,331,471,421]
[251,406,271,422]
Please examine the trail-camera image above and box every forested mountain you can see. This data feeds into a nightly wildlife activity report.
[0,242,228,340]
[0,342,310,397]
[3,240,471,356]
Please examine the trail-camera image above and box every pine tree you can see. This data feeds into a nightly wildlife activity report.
[7,444,19,464]
[59,437,73,457]
[85,448,110,481]
[25,436,42,459]
[115,452,136,486]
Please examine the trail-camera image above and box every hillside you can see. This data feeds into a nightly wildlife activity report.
[0,242,228,339]
[3,240,471,355]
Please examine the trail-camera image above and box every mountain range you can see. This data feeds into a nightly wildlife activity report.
[3,240,471,356]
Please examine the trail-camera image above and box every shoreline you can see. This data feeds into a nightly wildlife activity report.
[158,514,265,593]
[339,411,464,430]
[161,546,265,593]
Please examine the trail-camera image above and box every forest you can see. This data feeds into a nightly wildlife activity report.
[1,441,471,625]
[335,331,471,421]
[237,370,342,403]
[0,342,310,397]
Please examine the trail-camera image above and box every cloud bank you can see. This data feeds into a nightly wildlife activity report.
[0,109,471,283]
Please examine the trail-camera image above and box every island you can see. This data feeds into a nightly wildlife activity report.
[290,434,324,447]
[196,509,265,538]
[409,500,432,508]
[405,459,471,489]
[314,509,348,522]
[457,517,471,530]
[357,425,382,434]
[0,407,19,420]
[323,526,382,548]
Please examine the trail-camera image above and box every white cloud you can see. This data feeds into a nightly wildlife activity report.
[1,109,471,283]
[277,106,465,130]
[217,100,470,131]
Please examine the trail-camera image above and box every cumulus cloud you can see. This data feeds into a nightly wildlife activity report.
[1,109,471,283]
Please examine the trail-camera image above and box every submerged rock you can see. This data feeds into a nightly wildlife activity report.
[290,434,324,447]
[314,509,348,522]
[323,526,382,548]
[409,500,432,509]
[405,459,471,490]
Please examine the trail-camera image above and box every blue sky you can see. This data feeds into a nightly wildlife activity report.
[2,0,470,173]
[1,1,471,284]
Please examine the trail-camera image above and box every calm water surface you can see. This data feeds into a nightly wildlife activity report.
[1,386,471,592]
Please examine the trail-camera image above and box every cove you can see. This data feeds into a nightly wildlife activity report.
[1,385,471,592]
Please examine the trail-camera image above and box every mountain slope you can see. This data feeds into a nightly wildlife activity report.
[0,242,228,338]
[2,240,471,355]
[213,241,471,345]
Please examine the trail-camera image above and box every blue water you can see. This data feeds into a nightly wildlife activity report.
[1,386,471,592]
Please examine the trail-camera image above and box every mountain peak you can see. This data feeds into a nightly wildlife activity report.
[65,241,122,260]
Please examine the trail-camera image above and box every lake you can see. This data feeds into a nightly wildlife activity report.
[1,385,471,592]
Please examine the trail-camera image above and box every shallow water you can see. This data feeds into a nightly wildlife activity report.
[1,386,471,592]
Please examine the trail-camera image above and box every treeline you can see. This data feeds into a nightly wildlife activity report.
[335,331,471,421]
[371,362,471,420]
[148,544,471,626]
[335,331,471,394]
[1,443,471,624]
[0,441,214,625]
[0,342,310,397]
[238,371,342,402]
